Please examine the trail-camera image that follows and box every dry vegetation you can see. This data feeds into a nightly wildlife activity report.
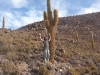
[0,12,100,75]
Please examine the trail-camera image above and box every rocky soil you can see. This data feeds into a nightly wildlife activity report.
[0,12,100,75]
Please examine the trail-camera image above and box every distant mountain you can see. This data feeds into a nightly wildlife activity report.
[19,12,100,43]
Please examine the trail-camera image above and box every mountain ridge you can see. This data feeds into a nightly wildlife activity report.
[19,11,100,30]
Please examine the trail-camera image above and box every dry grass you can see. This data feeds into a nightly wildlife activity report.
[0,12,100,75]
[38,66,50,75]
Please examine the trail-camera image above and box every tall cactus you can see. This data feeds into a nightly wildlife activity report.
[43,0,58,63]
[2,17,5,31]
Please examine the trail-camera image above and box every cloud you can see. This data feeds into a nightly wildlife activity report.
[11,0,29,8]
[43,0,68,17]
[52,0,68,17]
[78,8,99,14]
[1,0,100,29]
[21,8,43,25]
[0,11,21,29]
[0,7,43,29]
[77,0,100,14]
[0,0,44,29]
[0,0,69,29]
[0,0,29,9]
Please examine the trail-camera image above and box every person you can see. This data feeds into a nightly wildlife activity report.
[39,33,51,63]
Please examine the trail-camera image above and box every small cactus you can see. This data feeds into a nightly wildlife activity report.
[2,17,5,31]
[86,27,95,50]
[90,31,95,50]
[76,32,79,41]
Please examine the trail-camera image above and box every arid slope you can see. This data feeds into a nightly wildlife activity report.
[0,12,100,75]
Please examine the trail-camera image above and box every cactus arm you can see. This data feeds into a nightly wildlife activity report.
[44,20,50,28]
[53,9,58,26]
[43,11,50,28]
[43,11,48,20]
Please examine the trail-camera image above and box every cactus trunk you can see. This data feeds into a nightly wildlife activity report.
[49,26,55,63]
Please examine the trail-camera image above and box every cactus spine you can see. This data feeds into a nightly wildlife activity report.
[2,17,5,31]
[43,0,58,63]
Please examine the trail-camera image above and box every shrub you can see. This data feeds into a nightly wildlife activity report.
[38,66,50,75]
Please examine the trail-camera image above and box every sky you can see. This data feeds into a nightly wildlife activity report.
[0,0,100,29]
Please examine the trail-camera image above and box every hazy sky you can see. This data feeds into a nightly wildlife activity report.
[0,0,100,29]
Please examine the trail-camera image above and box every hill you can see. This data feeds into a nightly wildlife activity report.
[0,12,100,75]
